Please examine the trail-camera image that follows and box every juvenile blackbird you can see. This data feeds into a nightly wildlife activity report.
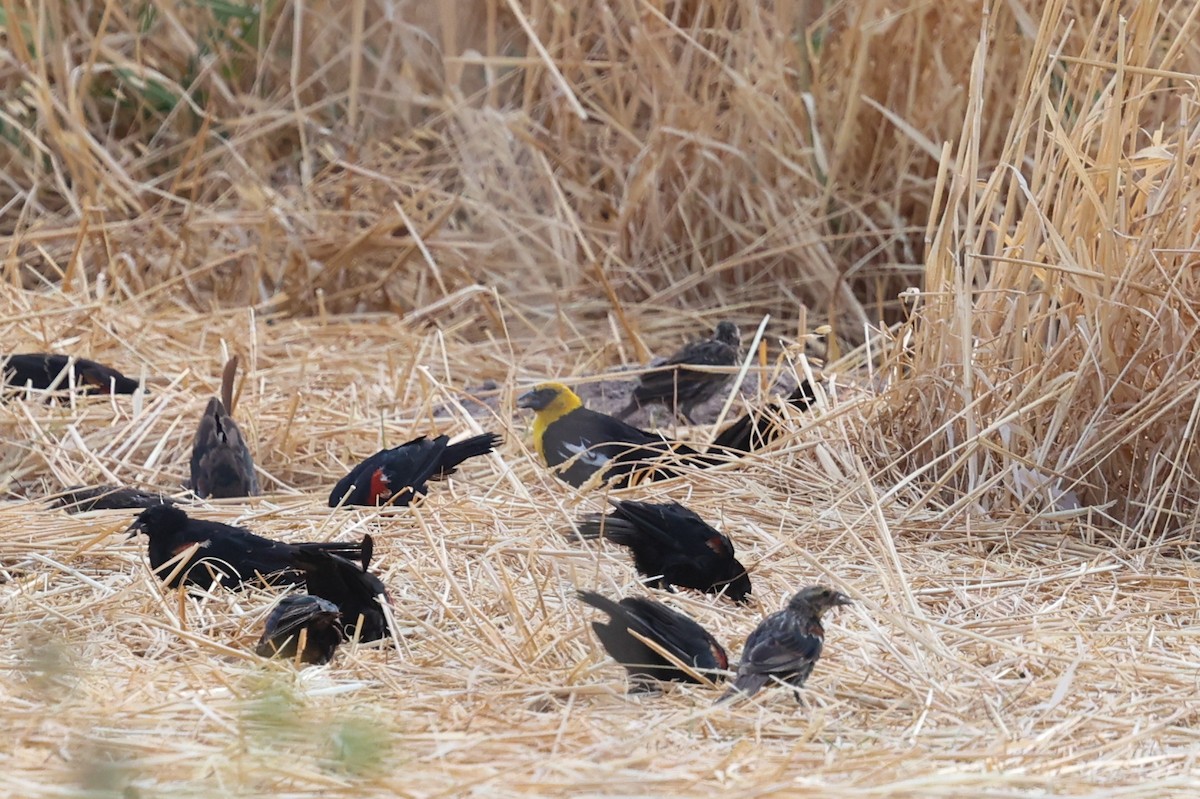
[256,595,343,665]
[2,353,141,395]
[329,432,501,507]
[292,548,392,642]
[518,382,714,489]
[189,356,260,499]
[128,504,371,590]
[578,591,728,691]
[55,485,176,513]
[617,321,741,424]
[710,380,816,454]
[718,585,851,703]
[576,499,751,602]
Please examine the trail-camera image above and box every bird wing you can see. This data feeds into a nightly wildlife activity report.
[329,436,441,507]
[611,500,728,559]
[622,597,728,670]
[739,615,823,675]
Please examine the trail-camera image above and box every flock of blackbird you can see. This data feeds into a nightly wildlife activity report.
[4,326,849,704]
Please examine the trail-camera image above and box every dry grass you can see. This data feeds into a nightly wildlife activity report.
[3,0,1200,795]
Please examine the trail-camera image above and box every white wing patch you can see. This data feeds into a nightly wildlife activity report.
[559,439,610,468]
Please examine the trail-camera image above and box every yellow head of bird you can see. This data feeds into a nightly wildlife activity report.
[517,382,583,463]
[516,382,582,418]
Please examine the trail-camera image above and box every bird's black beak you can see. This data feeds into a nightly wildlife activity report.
[124,519,144,540]
[833,592,853,607]
[517,387,552,411]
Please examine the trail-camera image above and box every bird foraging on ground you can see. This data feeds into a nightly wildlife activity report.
[517,382,712,489]
[576,499,751,603]
[718,585,851,703]
[578,591,728,691]
[189,355,260,499]
[128,505,371,590]
[256,595,343,665]
[710,379,816,454]
[54,485,176,513]
[292,548,393,642]
[329,432,501,507]
[2,353,142,395]
[617,321,742,424]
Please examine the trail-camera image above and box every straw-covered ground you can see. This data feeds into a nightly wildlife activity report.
[3,0,1200,796]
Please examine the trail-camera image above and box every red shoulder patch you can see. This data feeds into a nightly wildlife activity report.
[368,468,392,505]
[705,535,729,556]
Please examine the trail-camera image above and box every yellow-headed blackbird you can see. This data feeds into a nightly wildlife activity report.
[577,499,751,602]
[718,585,851,703]
[2,353,141,394]
[256,595,343,665]
[292,548,392,642]
[517,382,710,488]
[711,379,816,453]
[128,505,370,590]
[329,432,501,507]
[55,485,175,513]
[578,591,728,691]
[617,321,741,424]
[189,356,260,498]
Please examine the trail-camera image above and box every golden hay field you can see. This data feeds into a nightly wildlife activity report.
[3,0,1200,796]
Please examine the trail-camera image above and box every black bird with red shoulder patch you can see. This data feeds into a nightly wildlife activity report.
[718,585,851,703]
[256,595,343,665]
[329,432,500,507]
[576,499,752,603]
[128,505,371,590]
[518,382,714,489]
[617,321,741,424]
[2,353,141,395]
[292,548,393,642]
[189,356,260,499]
[578,591,729,691]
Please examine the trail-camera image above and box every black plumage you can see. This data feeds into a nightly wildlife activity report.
[710,380,816,454]
[189,356,260,499]
[329,432,500,507]
[55,485,176,513]
[718,585,851,703]
[576,499,752,602]
[617,321,741,424]
[291,548,392,643]
[256,595,343,665]
[128,505,370,590]
[578,591,728,691]
[2,353,141,395]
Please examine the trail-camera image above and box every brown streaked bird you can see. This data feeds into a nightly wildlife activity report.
[329,432,501,507]
[128,504,371,590]
[617,321,742,424]
[517,382,714,489]
[578,591,728,691]
[575,499,751,603]
[2,353,142,395]
[189,355,260,499]
[718,585,851,704]
[256,594,343,665]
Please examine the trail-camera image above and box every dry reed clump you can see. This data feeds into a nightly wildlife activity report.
[4,0,1064,332]
[866,0,1200,538]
